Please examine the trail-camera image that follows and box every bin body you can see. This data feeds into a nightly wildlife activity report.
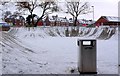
[78,39,97,74]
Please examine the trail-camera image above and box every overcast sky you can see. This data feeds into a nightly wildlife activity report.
[52,0,119,21]
[88,0,119,20]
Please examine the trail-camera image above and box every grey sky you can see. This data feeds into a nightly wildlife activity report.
[31,0,119,21]
[54,0,119,21]
[89,0,119,20]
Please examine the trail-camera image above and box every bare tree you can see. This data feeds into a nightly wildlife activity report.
[35,1,59,27]
[0,1,10,20]
[2,11,12,20]
[0,1,24,21]
[16,0,39,27]
[66,0,90,26]
[0,1,8,11]
[16,0,58,27]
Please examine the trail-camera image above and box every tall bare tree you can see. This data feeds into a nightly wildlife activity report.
[35,1,59,27]
[16,0,58,27]
[0,1,24,21]
[16,0,39,27]
[2,11,12,20]
[0,1,9,11]
[66,0,90,26]
[0,1,11,20]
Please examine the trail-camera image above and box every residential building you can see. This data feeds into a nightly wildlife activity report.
[5,15,25,27]
[95,16,120,26]
[44,15,69,26]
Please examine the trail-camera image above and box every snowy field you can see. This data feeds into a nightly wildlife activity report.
[1,26,118,74]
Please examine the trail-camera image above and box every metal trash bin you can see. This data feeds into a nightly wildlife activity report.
[77,39,97,74]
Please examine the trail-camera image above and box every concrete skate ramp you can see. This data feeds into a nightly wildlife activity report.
[83,28,91,36]
[7,27,117,40]
[1,32,39,74]
[96,28,116,40]
[8,27,19,35]
[89,28,98,36]
[105,28,116,40]
[1,32,34,53]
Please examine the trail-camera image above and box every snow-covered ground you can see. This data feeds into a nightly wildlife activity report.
[1,26,118,74]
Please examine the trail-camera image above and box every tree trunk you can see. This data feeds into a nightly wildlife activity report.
[30,12,34,27]
[34,17,42,27]
[34,4,47,27]
[54,20,57,26]
[74,16,77,26]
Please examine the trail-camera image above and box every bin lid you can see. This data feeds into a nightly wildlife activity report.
[77,39,96,41]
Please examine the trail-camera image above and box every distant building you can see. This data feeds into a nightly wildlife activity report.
[5,15,25,27]
[37,20,43,26]
[68,18,74,26]
[44,15,94,26]
[44,15,69,26]
[95,16,120,26]
[78,19,93,26]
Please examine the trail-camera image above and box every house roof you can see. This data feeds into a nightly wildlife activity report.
[58,17,68,22]
[16,16,25,20]
[102,16,120,22]
[49,17,55,22]
[78,19,93,24]
[47,15,68,22]
[6,15,25,20]
[68,20,73,23]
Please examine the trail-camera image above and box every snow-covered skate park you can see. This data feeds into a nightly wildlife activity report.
[0,26,118,74]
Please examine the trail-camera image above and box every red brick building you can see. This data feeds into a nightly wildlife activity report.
[5,15,25,27]
[44,15,69,26]
[37,20,43,26]
[95,16,120,26]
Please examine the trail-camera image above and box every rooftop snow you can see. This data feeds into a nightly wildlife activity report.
[105,16,120,22]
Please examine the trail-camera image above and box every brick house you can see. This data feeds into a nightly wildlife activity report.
[45,15,92,26]
[45,16,55,26]
[5,15,25,27]
[44,15,69,26]
[79,19,93,26]
[68,18,81,26]
[68,18,74,26]
[95,16,120,26]
[37,20,43,26]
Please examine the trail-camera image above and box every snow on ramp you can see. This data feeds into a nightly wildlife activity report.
[1,32,40,74]
[1,32,79,74]
[9,26,116,40]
